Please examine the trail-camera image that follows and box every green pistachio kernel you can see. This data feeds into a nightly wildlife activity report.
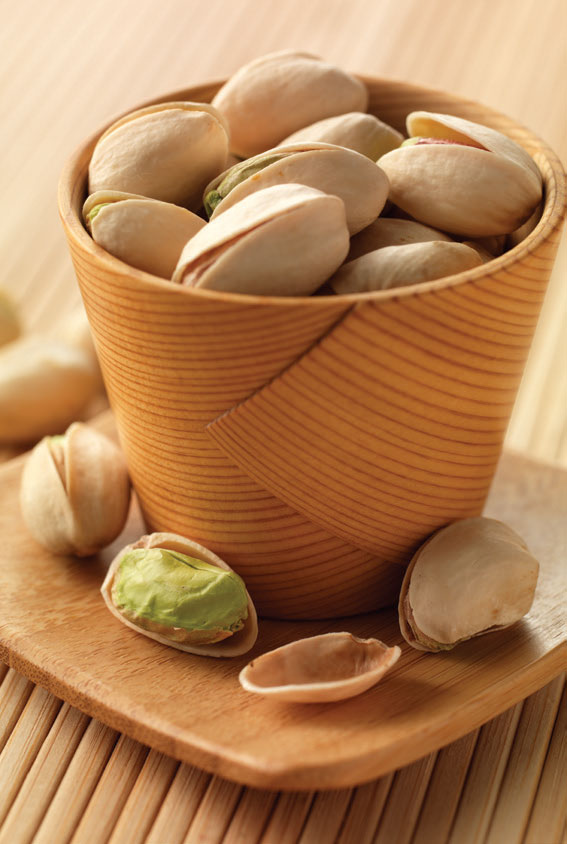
[86,202,113,226]
[204,152,290,218]
[112,548,248,642]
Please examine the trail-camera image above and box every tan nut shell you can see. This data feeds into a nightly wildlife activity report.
[173,184,350,297]
[379,112,543,237]
[212,50,368,158]
[101,532,258,657]
[20,422,131,556]
[88,102,229,210]
[0,336,101,443]
[83,191,206,278]
[279,111,403,160]
[348,218,453,261]
[239,632,400,702]
[0,289,21,348]
[330,240,483,295]
[207,143,389,235]
[398,517,539,652]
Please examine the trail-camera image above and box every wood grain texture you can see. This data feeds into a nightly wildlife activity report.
[59,79,566,620]
[0,425,565,791]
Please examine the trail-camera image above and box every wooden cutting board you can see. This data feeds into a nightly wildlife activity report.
[0,427,565,790]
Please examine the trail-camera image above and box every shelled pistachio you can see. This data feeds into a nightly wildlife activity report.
[20,422,131,556]
[173,184,350,296]
[88,102,229,210]
[212,50,368,158]
[398,517,539,652]
[83,191,206,278]
[101,532,258,657]
[204,142,389,235]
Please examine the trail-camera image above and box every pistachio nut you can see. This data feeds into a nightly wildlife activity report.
[239,632,400,703]
[379,112,543,237]
[88,102,229,210]
[173,184,350,297]
[0,336,101,443]
[0,289,21,348]
[83,191,206,278]
[20,422,131,556]
[348,218,453,261]
[101,532,258,657]
[507,201,544,250]
[204,142,388,235]
[212,50,368,158]
[330,240,483,295]
[279,111,403,161]
[398,517,539,652]
[58,308,103,388]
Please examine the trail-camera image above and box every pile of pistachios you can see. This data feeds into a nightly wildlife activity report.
[83,50,543,296]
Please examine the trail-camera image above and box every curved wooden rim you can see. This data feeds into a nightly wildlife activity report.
[58,76,566,308]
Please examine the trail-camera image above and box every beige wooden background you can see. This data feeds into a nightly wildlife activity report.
[0,0,566,841]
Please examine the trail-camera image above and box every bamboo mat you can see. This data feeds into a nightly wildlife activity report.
[1,0,566,841]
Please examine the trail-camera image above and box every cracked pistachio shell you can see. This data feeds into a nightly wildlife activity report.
[239,632,400,703]
[204,143,388,235]
[330,240,483,295]
[0,289,21,348]
[20,422,131,556]
[379,112,543,237]
[212,50,368,158]
[280,111,403,160]
[0,336,101,443]
[173,184,350,297]
[83,191,206,278]
[348,218,453,261]
[101,532,258,657]
[88,102,229,210]
[399,517,539,652]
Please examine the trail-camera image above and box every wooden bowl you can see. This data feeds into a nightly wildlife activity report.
[58,78,566,620]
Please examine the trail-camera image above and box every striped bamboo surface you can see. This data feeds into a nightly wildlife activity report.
[0,0,566,841]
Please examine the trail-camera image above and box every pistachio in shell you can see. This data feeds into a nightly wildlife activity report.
[0,335,101,443]
[212,50,368,158]
[348,218,453,261]
[101,532,258,657]
[83,191,206,278]
[88,102,229,210]
[173,183,350,297]
[204,142,388,235]
[239,632,400,702]
[279,111,403,160]
[329,240,483,295]
[379,112,543,237]
[398,517,539,652]
[20,422,131,556]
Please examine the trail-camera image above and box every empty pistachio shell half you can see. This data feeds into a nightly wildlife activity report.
[101,532,258,657]
[204,142,388,235]
[379,112,542,237]
[83,191,206,278]
[0,289,21,348]
[399,517,539,652]
[348,218,453,261]
[20,422,131,556]
[173,184,350,297]
[0,336,101,443]
[330,240,483,295]
[279,111,403,160]
[239,632,400,703]
[212,50,368,158]
[88,102,229,210]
